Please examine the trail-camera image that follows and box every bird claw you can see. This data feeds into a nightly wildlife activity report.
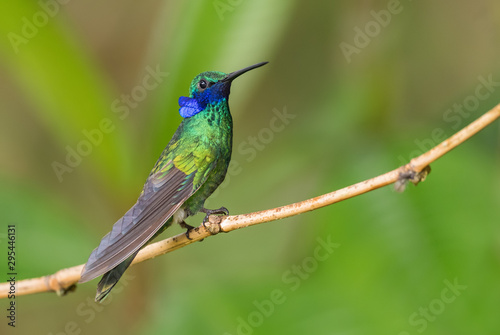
[178,221,195,240]
[201,206,229,228]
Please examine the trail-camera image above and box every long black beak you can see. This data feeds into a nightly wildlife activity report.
[224,62,268,82]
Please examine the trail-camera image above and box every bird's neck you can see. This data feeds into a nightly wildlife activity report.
[181,99,232,133]
[204,99,232,128]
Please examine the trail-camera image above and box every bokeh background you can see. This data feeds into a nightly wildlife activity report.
[1,1,500,334]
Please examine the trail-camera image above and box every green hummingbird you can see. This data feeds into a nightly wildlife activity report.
[79,62,268,302]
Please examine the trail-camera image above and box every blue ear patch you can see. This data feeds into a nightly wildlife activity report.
[179,96,203,118]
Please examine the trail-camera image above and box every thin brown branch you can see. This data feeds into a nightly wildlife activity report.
[2,103,499,299]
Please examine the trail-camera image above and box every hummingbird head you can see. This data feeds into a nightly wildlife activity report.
[178,62,268,118]
[189,71,230,103]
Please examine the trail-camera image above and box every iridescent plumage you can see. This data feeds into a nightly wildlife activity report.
[79,62,267,302]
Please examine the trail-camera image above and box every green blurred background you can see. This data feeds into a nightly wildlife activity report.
[1,1,499,334]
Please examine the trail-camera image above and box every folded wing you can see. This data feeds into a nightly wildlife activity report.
[79,161,196,283]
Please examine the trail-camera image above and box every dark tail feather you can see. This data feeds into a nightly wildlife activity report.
[95,251,138,302]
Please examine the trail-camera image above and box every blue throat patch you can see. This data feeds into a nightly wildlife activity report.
[178,96,203,118]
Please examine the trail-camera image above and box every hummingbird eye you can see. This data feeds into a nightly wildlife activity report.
[198,80,208,90]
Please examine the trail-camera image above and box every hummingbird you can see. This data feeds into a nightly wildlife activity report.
[79,62,268,302]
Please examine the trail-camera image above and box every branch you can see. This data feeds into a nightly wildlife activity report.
[2,103,499,299]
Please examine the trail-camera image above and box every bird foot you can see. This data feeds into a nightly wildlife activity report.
[178,221,196,240]
[201,206,229,228]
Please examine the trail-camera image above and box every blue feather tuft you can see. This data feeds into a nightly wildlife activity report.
[178,96,203,118]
